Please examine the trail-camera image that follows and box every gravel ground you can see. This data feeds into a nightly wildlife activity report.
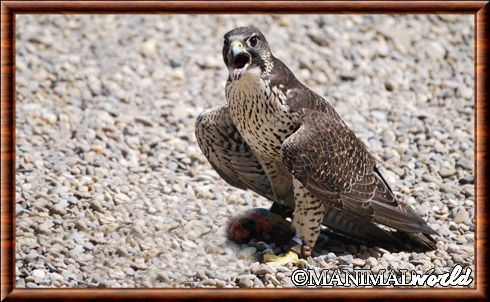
[15,14,474,288]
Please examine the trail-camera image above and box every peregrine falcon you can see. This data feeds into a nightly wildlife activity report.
[195,26,437,260]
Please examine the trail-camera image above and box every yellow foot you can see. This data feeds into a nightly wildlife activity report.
[264,251,307,267]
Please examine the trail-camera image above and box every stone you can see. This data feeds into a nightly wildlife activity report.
[366,257,378,267]
[367,248,381,258]
[83,242,94,251]
[32,269,46,283]
[253,278,265,288]
[252,266,273,275]
[282,277,296,288]
[75,220,89,232]
[157,272,170,283]
[26,282,38,288]
[339,255,353,264]
[458,175,474,184]
[352,259,366,267]
[326,252,337,261]
[116,246,130,258]
[201,279,216,286]
[90,200,104,212]
[439,167,456,178]
[453,208,469,224]
[238,247,257,259]
[216,280,227,288]
[236,275,255,288]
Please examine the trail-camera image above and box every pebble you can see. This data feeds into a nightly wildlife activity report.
[201,279,216,286]
[236,274,255,288]
[216,280,227,288]
[83,242,94,251]
[25,250,39,262]
[382,130,396,144]
[50,273,64,287]
[458,86,473,100]
[37,223,52,235]
[439,167,456,178]
[370,110,387,121]
[453,208,469,224]
[409,260,425,266]
[157,272,170,283]
[255,241,270,251]
[114,193,130,205]
[456,158,472,170]
[366,257,378,267]
[371,265,384,274]
[67,197,78,206]
[26,282,38,288]
[253,278,265,288]
[422,174,441,185]
[282,277,296,288]
[238,247,257,259]
[352,259,366,267]
[339,255,353,264]
[75,220,89,232]
[51,204,67,216]
[458,175,474,184]
[452,254,465,264]
[116,247,130,258]
[32,269,46,283]
[196,269,206,280]
[367,248,381,258]
[326,252,337,261]
[252,266,274,275]
[215,273,230,282]
[268,274,280,286]
[462,189,473,198]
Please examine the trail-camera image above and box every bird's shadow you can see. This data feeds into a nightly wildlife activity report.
[227,208,434,264]
[232,225,433,264]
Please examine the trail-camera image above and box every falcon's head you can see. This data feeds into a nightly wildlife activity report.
[222,27,272,81]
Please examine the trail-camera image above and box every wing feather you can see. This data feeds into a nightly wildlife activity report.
[195,104,274,200]
[281,87,437,235]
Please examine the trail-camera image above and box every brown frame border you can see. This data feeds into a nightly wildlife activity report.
[1,1,488,301]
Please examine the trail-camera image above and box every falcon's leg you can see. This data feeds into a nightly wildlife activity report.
[290,179,327,257]
[254,156,296,210]
[195,105,277,200]
[265,180,326,267]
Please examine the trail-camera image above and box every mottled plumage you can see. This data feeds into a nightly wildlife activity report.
[195,26,437,254]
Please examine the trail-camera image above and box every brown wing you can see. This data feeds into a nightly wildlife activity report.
[282,87,437,235]
[195,104,275,201]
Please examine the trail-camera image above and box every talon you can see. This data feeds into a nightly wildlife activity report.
[264,251,307,267]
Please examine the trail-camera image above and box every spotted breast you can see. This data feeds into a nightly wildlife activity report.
[225,73,299,161]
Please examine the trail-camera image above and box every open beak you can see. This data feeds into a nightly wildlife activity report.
[228,41,251,81]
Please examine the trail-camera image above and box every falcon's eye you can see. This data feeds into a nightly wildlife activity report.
[248,36,258,48]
